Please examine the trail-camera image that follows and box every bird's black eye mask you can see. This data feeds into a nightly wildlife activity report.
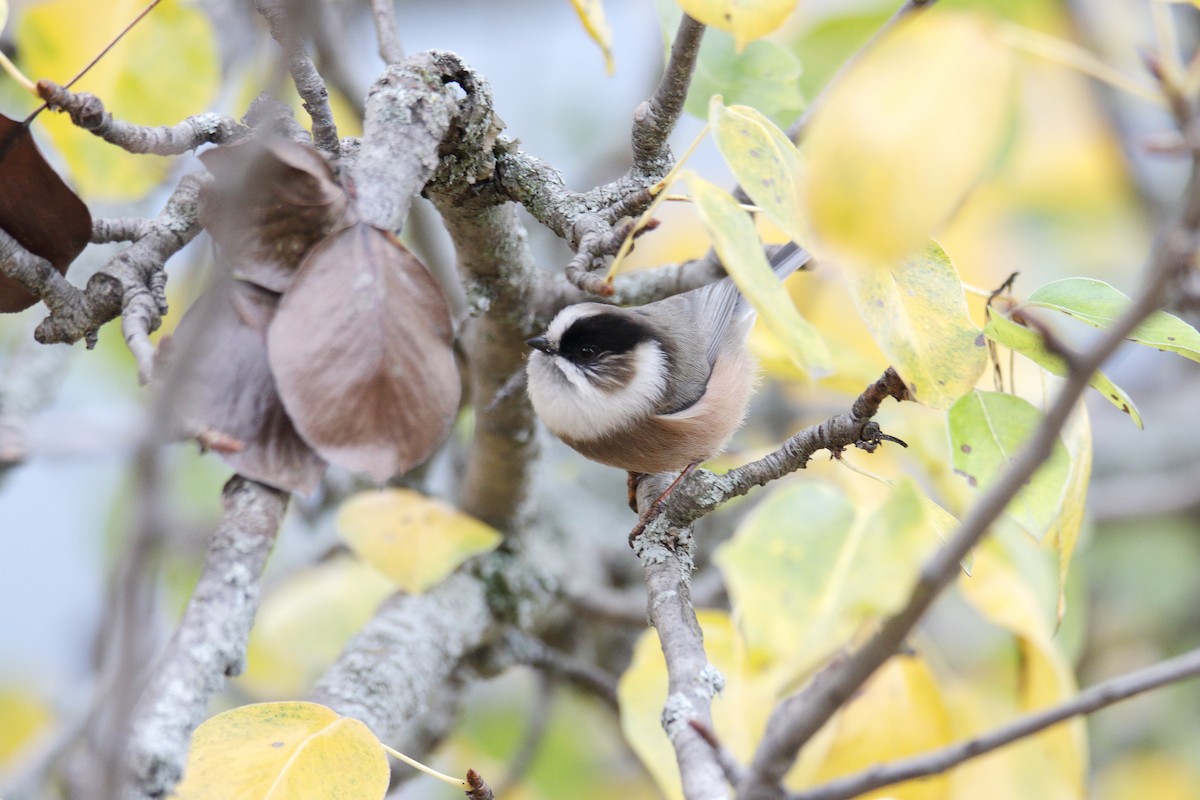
[558,313,655,365]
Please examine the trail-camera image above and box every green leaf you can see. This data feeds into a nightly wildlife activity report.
[801,12,1015,266]
[689,173,831,374]
[674,0,799,51]
[714,478,940,677]
[948,390,1070,541]
[686,32,804,127]
[709,98,811,247]
[337,489,502,593]
[984,310,1142,428]
[1026,277,1200,363]
[174,702,389,799]
[17,0,219,199]
[845,241,988,409]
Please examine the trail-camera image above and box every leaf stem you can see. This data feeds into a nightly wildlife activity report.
[382,743,470,789]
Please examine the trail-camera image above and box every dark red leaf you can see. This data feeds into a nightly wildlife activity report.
[163,279,327,494]
[0,113,92,313]
[199,137,352,293]
[267,223,460,482]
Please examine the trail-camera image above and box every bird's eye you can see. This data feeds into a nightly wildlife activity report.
[579,344,599,360]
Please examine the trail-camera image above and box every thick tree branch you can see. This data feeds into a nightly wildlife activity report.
[634,473,729,800]
[736,131,1200,800]
[125,476,288,798]
[37,80,246,154]
[788,647,1200,800]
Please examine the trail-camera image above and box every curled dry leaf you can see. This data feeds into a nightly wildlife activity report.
[0,113,92,313]
[199,137,351,293]
[268,223,460,483]
[163,279,327,494]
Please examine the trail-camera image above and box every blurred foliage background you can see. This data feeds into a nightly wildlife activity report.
[1,0,1199,798]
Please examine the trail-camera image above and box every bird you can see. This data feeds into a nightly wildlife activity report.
[525,242,809,477]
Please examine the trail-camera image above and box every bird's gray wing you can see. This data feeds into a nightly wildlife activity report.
[698,241,811,367]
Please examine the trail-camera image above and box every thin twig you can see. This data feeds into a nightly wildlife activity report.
[788,647,1200,800]
[370,0,405,65]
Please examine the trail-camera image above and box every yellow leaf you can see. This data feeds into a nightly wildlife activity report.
[956,543,1087,796]
[173,702,389,800]
[794,654,953,799]
[802,12,1015,267]
[714,478,941,678]
[845,241,988,409]
[675,0,798,51]
[239,555,396,699]
[618,611,775,800]
[0,685,53,767]
[0,0,8,34]
[1096,753,1200,800]
[570,0,615,75]
[689,173,832,375]
[17,0,219,199]
[1048,405,1090,622]
[709,98,810,246]
[337,488,502,593]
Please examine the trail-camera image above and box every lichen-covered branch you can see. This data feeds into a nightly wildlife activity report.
[634,473,729,800]
[37,80,246,154]
[34,172,207,382]
[631,13,705,172]
[125,476,288,798]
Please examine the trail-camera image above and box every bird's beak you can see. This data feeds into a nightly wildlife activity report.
[526,335,555,354]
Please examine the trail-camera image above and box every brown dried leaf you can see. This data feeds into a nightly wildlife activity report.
[165,279,327,494]
[0,113,92,313]
[199,137,351,293]
[267,223,460,482]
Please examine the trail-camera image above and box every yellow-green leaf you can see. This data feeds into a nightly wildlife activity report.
[17,0,219,199]
[240,555,396,699]
[570,0,615,75]
[845,241,987,409]
[174,702,389,800]
[618,611,774,800]
[792,655,952,797]
[689,173,831,375]
[1026,277,1200,363]
[0,685,53,767]
[714,478,939,678]
[1049,405,1091,622]
[984,310,1142,428]
[957,543,1087,795]
[675,0,798,51]
[709,98,810,247]
[337,488,502,593]
[948,390,1070,541]
[802,12,1015,266]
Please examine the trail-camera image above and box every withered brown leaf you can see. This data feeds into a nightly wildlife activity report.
[267,223,460,482]
[165,279,327,494]
[199,137,351,293]
[0,113,92,313]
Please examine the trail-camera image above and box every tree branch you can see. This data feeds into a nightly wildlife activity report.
[634,473,729,800]
[369,0,404,65]
[735,130,1200,800]
[33,172,207,382]
[125,476,288,798]
[37,80,247,154]
[631,13,705,172]
[788,647,1200,800]
[253,0,340,154]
